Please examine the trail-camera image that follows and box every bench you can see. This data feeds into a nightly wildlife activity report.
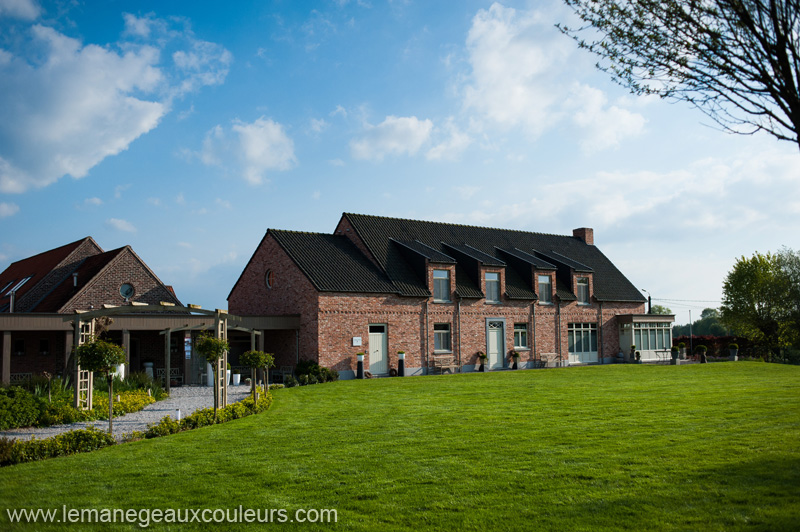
[430,354,459,375]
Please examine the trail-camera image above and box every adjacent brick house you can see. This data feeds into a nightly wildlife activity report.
[0,238,183,384]
[229,213,672,378]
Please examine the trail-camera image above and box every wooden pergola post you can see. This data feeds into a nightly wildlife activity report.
[216,310,228,408]
[73,315,94,410]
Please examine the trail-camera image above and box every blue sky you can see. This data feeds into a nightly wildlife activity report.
[1,0,798,325]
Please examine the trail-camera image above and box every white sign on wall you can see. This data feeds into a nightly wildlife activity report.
[352,337,362,347]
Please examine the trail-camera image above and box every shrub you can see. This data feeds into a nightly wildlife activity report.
[284,375,298,388]
[1,427,115,467]
[92,390,155,419]
[296,359,339,384]
[0,387,40,430]
[144,416,181,439]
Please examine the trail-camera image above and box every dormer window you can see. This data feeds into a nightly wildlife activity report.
[538,275,552,304]
[485,272,500,303]
[577,277,590,305]
[433,269,450,302]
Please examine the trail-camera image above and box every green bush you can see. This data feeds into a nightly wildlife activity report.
[0,427,115,467]
[295,359,339,385]
[0,387,40,430]
[144,416,181,439]
[284,375,298,388]
[92,390,155,419]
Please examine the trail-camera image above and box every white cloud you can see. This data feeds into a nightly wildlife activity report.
[567,84,647,152]
[0,15,231,194]
[0,202,19,217]
[199,117,296,184]
[427,118,472,161]
[0,0,40,20]
[461,3,645,150]
[106,218,136,233]
[215,198,232,209]
[147,197,161,206]
[84,197,102,206]
[114,184,131,199]
[350,115,433,161]
[310,118,328,133]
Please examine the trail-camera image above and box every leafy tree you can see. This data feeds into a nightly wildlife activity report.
[559,0,800,149]
[721,250,799,349]
[76,339,126,434]
[650,305,673,315]
[195,333,229,421]
[673,308,729,337]
[240,350,275,400]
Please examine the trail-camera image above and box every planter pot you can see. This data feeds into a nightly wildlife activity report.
[729,349,739,361]
[512,360,519,370]
[232,373,241,386]
[227,370,231,384]
[478,361,486,372]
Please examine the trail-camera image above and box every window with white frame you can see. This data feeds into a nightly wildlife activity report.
[433,323,451,351]
[485,272,500,303]
[577,277,589,304]
[568,323,597,354]
[538,275,552,304]
[433,269,450,302]
[514,323,528,349]
[633,322,672,351]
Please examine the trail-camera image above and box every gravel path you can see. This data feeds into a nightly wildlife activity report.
[0,385,254,442]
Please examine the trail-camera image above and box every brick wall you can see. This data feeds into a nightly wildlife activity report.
[63,248,180,313]
[228,233,319,364]
[17,238,103,312]
[8,331,69,376]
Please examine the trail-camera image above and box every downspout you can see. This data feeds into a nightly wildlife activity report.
[456,294,462,369]
[424,300,429,374]
[556,295,562,366]
[598,301,604,364]
[531,301,536,361]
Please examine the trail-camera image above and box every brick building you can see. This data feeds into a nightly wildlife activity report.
[0,238,296,386]
[229,213,674,378]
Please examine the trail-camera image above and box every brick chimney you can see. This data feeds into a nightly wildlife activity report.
[573,227,594,245]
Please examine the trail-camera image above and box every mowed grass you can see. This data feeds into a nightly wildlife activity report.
[1,362,799,531]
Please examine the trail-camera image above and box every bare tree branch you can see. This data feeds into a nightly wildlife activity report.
[559,0,800,150]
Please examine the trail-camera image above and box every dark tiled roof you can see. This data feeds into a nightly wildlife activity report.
[33,248,126,312]
[391,240,456,263]
[343,213,645,302]
[271,230,399,294]
[0,238,95,310]
[454,266,483,299]
[498,247,557,270]
[539,250,593,273]
[442,243,506,267]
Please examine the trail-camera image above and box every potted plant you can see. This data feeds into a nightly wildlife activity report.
[232,369,241,386]
[696,345,708,364]
[728,342,739,361]
[226,362,232,385]
[627,345,636,363]
[477,351,487,372]
[509,350,520,369]
[670,345,679,360]
[678,341,687,359]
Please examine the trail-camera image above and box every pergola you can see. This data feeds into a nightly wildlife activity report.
[63,302,288,410]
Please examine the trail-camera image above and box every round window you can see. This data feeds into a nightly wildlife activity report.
[265,270,275,289]
[120,283,135,299]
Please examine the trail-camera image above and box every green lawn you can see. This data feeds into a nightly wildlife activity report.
[1,362,799,531]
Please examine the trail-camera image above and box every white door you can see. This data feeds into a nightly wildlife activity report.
[487,320,505,369]
[368,324,388,374]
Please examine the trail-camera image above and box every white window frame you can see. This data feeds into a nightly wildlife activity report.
[433,323,451,352]
[568,323,598,354]
[538,275,552,304]
[433,269,450,302]
[633,322,672,351]
[485,272,500,303]
[577,277,589,305]
[513,323,528,349]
